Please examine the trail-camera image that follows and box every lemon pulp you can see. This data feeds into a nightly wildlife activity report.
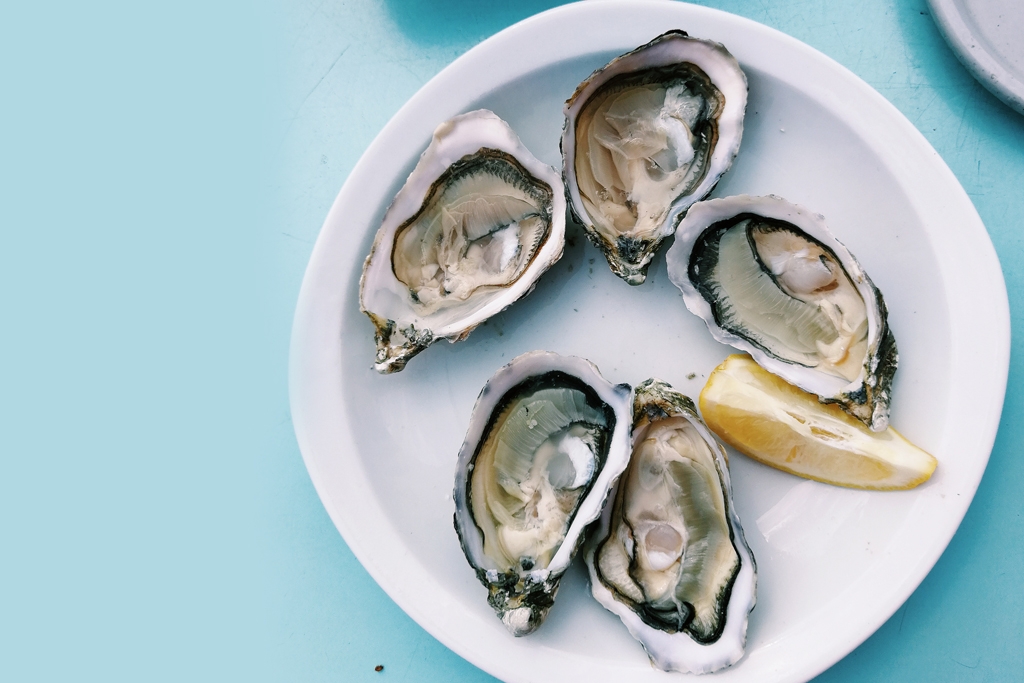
[699,355,936,490]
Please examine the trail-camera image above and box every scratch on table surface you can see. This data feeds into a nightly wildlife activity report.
[830,20,848,54]
[950,656,980,669]
[398,636,425,679]
[911,92,939,126]
[280,45,350,143]
[897,602,908,633]
[385,56,430,85]
[954,88,972,148]
[296,45,350,115]
[282,231,314,244]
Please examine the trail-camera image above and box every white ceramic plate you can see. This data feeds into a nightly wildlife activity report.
[928,0,1024,115]
[289,2,1010,681]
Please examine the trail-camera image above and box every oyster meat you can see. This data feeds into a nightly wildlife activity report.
[453,351,632,636]
[360,110,566,373]
[666,195,898,431]
[586,379,756,674]
[562,30,747,285]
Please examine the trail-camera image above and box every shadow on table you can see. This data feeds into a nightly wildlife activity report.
[382,0,573,46]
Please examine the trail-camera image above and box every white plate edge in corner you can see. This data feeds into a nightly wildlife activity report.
[927,0,1024,115]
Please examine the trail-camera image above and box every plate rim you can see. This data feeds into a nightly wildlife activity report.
[927,0,1024,115]
[289,1,1011,681]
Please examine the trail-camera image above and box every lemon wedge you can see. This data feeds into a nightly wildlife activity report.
[699,355,937,490]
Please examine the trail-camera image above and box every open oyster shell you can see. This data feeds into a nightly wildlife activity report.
[666,195,898,431]
[561,30,747,285]
[360,110,566,373]
[453,351,632,636]
[585,379,756,674]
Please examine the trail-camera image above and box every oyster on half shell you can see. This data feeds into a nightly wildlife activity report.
[360,110,566,373]
[586,379,756,674]
[666,195,898,431]
[562,30,747,285]
[453,351,632,636]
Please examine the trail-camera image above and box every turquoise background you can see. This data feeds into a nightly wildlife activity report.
[3,0,1022,680]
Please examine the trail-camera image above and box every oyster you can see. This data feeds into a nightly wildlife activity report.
[453,351,632,636]
[561,30,747,285]
[666,195,898,431]
[360,110,566,373]
[586,379,756,674]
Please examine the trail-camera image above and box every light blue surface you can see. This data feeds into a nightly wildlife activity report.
[3,0,1022,681]
[2,2,280,680]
